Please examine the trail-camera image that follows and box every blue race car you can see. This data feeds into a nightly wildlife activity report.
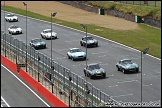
[67,48,86,61]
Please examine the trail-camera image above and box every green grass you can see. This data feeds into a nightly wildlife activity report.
[1,5,161,59]
[81,1,161,20]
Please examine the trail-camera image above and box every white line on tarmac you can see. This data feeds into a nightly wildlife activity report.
[99,55,106,57]
[1,96,10,107]
[53,57,66,60]
[100,63,108,65]
[117,80,138,83]
[136,73,145,76]
[65,40,79,42]
[92,51,108,54]
[143,84,152,87]
[131,58,139,60]
[1,64,51,107]
[108,74,114,77]
[110,93,133,98]
[109,85,118,87]
[73,64,83,66]
[58,49,69,51]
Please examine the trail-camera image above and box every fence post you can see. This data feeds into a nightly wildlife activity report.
[38,52,40,82]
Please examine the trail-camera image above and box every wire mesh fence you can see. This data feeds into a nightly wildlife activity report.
[1,30,121,107]
[114,1,161,8]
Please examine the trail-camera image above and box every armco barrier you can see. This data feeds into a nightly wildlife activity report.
[1,55,17,74]
[1,55,68,107]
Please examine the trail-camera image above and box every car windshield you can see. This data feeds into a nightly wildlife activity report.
[45,29,52,33]
[10,26,18,29]
[122,60,133,64]
[33,39,42,43]
[85,36,94,40]
[89,64,101,70]
[71,48,81,53]
[7,14,14,17]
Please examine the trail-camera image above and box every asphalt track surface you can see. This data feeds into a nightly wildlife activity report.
[1,64,52,107]
[1,11,161,106]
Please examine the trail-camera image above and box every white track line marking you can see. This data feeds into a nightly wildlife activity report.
[99,55,106,57]
[1,96,10,107]
[143,84,152,87]
[92,51,108,54]
[110,93,133,98]
[1,64,50,107]
[117,80,138,83]
[109,85,118,87]
[65,40,79,42]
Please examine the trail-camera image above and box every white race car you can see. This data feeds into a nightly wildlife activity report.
[40,29,57,39]
[5,14,18,22]
[8,25,22,35]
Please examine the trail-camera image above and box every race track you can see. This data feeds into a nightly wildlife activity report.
[1,11,161,106]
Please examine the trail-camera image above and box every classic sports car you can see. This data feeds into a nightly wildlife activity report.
[5,14,18,22]
[67,48,86,61]
[29,38,46,49]
[84,63,106,79]
[8,25,22,35]
[116,59,139,74]
[80,36,98,47]
[40,29,57,39]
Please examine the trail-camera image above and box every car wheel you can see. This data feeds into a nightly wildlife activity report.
[136,68,139,72]
[96,43,98,47]
[41,35,43,39]
[67,55,70,59]
[122,69,125,74]
[84,57,86,60]
[72,57,75,61]
[103,74,106,78]
[117,66,120,71]
[89,75,93,79]
[80,42,83,46]
[83,43,86,47]
[84,70,86,76]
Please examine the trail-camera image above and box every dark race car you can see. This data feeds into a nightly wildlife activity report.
[116,59,139,74]
[80,36,98,47]
[84,63,106,79]
[29,38,46,49]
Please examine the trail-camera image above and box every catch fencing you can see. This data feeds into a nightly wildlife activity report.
[114,1,161,8]
[1,31,121,107]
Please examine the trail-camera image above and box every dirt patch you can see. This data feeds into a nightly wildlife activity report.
[2,1,138,30]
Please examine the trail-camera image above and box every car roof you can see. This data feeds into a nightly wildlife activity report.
[31,38,42,41]
[120,59,132,62]
[87,63,99,66]
[70,48,80,50]
[83,36,93,38]
[7,13,14,16]
[43,29,51,31]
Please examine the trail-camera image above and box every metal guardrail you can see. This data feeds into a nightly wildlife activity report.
[1,31,121,107]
